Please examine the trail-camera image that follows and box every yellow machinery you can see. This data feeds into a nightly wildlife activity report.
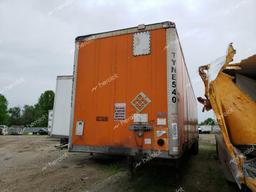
[198,44,256,191]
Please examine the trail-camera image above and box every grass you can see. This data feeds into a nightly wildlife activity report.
[92,154,127,175]
[130,141,238,192]
[101,162,127,175]
[93,137,240,192]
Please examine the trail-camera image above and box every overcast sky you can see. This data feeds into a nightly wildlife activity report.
[0,0,255,121]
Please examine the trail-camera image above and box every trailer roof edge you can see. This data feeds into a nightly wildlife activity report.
[75,21,176,42]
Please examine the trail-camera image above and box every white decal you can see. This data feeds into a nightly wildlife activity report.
[171,52,177,103]
[144,138,152,145]
[114,103,126,121]
[171,123,178,140]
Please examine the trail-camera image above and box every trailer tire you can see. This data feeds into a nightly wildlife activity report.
[191,140,199,155]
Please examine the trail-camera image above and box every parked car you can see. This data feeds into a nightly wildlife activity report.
[38,128,48,135]
[198,125,212,134]
[0,125,8,135]
[8,127,23,135]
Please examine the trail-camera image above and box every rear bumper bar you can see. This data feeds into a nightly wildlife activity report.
[69,144,181,159]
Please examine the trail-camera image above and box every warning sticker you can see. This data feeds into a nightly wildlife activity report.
[171,123,178,140]
[114,103,126,121]
[144,138,151,145]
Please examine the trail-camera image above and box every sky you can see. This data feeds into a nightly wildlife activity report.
[0,0,255,122]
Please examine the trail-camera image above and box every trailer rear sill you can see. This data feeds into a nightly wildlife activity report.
[69,145,181,159]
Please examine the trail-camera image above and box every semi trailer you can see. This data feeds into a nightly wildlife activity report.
[51,75,73,144]
[69,21,198,168]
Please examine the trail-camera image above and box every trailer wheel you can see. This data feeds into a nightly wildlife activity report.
[191,140,199,155]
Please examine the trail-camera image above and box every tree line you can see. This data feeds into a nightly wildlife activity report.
[0,90,54,127]
[199,117,216,126]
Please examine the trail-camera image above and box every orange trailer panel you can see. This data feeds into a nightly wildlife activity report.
[69,21,198,159]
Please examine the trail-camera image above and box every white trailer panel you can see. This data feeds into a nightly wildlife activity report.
[51,75,73,137]
[48,110,53,133]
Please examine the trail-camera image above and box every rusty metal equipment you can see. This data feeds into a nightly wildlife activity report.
[198,44,256,191]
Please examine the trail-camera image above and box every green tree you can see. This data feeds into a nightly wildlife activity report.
[1,90,55,127]
[199,117,216,126]
[33,90,54,127]
[9,106,22,125]
[37,90,54,112]
[0,94,9,125]
[22,105,36,126]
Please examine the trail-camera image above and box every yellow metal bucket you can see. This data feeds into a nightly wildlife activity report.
[211,72,256,146]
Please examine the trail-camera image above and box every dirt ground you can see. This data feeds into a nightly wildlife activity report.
[0,134,239,192]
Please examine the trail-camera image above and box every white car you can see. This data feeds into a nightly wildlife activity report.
[198,125,212,134]
[0,125,8,135]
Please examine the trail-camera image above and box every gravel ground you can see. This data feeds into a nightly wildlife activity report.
[0,135,239,192]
